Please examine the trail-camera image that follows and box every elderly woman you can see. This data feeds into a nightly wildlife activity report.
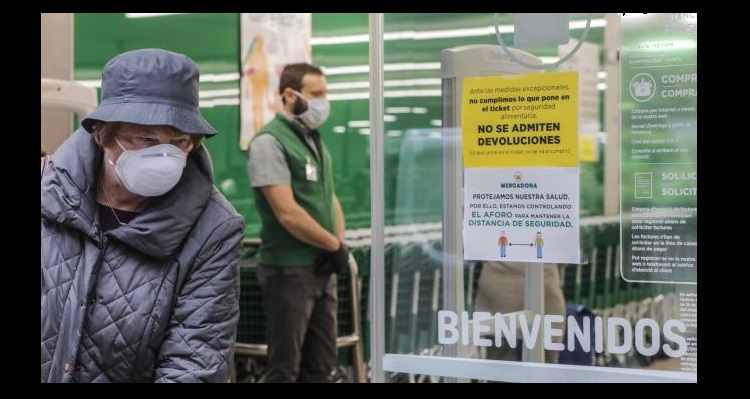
[41,49,244,383]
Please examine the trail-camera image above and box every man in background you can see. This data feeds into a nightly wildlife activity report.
[247,63,348,383]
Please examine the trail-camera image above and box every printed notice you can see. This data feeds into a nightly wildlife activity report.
[462,72,580,264]
[620,14,697,284]
[678,286,697,373]
[634,173,653,198]
[239,13,311,149]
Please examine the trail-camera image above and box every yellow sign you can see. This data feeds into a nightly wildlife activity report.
[462,72,579,168]
[579,133,598,162]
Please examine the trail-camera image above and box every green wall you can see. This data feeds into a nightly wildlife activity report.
[74,13,606,238]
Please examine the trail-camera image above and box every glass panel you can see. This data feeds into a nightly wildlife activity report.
[378,13,696,383]
[70,13,697,382]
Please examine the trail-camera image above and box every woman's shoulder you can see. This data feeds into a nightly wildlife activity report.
[202,187,245,229]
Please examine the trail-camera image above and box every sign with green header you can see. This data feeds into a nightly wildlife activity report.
[620,14,697,284]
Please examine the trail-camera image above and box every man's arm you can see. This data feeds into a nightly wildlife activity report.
[333,194,345,242]
[260,184,340,251]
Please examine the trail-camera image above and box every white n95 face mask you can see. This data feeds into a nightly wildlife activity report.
[109,138,187,197]
[293,90,330,129]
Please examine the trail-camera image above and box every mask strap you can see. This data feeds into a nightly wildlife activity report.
[114,137,128,152]
[105,138,129,167]
[292,90,307,102]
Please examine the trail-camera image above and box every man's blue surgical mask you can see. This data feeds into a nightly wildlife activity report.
[293,90,330,129]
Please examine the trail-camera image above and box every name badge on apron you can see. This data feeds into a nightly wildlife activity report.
[305,156,318,181]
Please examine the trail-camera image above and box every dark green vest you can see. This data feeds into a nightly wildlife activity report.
[251,114,336,266]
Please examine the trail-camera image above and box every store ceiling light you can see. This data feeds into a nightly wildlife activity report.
[311,18,606,46]
[77,72,238,88]
[125,13,190,19]
[323,62,440,76]
[328,78,441,91]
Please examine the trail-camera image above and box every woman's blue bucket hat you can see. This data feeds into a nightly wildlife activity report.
[82,48,217,137]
